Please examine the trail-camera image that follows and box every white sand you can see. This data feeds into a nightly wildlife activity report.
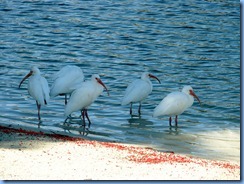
[0,128,240,180]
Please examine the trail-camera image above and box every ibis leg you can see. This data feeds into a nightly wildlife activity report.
[65,94,68,105]
[130,103,133,115]
[138,102,141,115]
[169,116,172,127]
[84,109,92,128]
[81,110,86,127]
[175,115,178,127]
[64,116,70,125]
[36,101,41,127]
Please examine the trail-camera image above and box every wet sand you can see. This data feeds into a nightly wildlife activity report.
[0,126,240,180]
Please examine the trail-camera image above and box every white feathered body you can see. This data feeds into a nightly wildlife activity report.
[28,70,50,106]
[50,65,84,97]
[153,91,194,117]
[64,77,104,117]
[122,79,152,105]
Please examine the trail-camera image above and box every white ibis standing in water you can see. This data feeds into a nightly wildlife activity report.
[50,65,84,104]
[19,66,50,126]
[153,85,201,126]
[121,72,161,115]
[64,74,109,129]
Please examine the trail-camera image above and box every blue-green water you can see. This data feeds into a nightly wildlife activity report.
[0,0,240,163]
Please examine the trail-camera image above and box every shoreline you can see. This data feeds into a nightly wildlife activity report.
[0,125,240,180]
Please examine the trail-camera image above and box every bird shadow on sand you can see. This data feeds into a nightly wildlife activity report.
[0,124,67,150]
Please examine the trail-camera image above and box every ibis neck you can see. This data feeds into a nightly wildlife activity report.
[187,94,194,108]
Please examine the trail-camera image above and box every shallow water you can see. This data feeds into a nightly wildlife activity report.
[0,0,240,163]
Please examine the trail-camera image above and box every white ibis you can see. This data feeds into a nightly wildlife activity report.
[50,65,84,104]
[153,85,201,126]
[64,74,109,128]
[19,66,50,125]
[121,72,161,115]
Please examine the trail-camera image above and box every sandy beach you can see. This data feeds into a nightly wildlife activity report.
[0,125,240,180]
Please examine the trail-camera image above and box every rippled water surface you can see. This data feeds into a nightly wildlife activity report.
[0,0,240,163]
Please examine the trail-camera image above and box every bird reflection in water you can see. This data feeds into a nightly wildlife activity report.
[168,126,180,135]
[127,116,154,129]
[62,116,89,136]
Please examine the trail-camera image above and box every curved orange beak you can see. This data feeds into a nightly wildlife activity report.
[96,78,109,96]
[190,90,201,106]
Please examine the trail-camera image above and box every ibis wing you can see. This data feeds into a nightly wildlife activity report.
[64,82,94,117]
[40,76,50,104]
[122,79,151,105]
[52,65,84,80]
[28,76,49,106]
[50,66,84,97]
[153,92,188,117]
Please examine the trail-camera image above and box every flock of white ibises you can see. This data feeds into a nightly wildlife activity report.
[19,65,201,131]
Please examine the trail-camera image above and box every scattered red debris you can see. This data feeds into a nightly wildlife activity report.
[81,140,239,170]
[0,125,240,171]
[0,126,43,136]
[0,125,84,142]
